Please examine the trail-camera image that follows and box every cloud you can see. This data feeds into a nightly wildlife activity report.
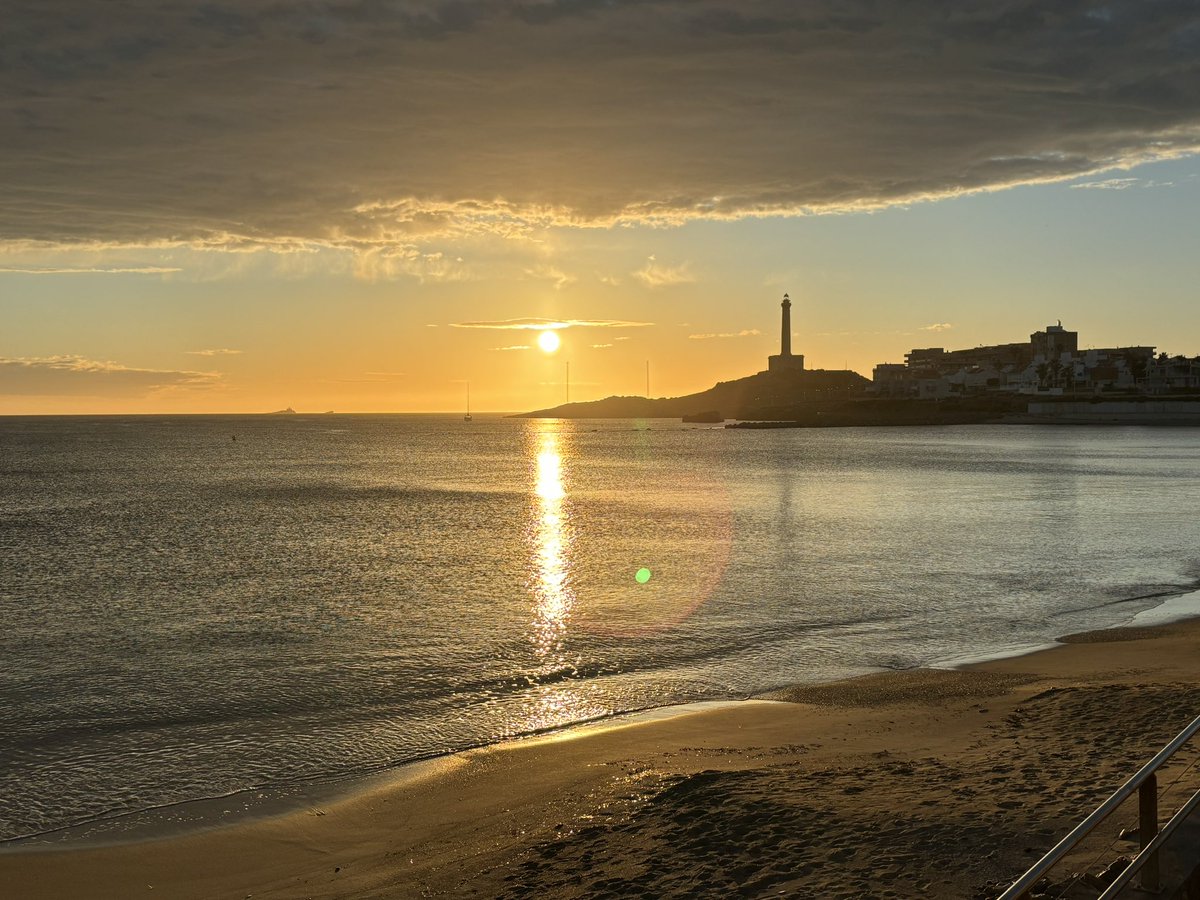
[351,248,471,283]
[688,329,762,340]
[328,371,407,383]
[187,348,243,356]
[1070,176,1176,190]
[590,343,614,349]
[493,345,533,351]
[920,323,954,332]
[0,266,181,275]
[7,1,1199,253]
[0,356,219,397]
[633,256,695,288]
[452,317,653,330]
[523,264,576,290]
[1070,177,1141,190]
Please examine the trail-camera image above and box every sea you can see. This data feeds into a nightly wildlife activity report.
[2,415,1199,845]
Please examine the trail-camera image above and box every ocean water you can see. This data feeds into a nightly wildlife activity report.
[2,415,1198,843]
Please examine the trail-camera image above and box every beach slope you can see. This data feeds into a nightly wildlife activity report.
[5,621,1200,899]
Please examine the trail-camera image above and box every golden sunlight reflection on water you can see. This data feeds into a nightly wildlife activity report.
[523,420,737,650]
[521,424,605,732]
[512,420,739,735]
[530,425,574,657]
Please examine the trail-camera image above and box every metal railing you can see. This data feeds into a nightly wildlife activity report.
[1098,786,1200,898]
[998,712,1200,899]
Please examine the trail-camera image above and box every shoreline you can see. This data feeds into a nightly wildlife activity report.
[0,701,761,853]
[5,611,1200,897]
[6,586,1200,859]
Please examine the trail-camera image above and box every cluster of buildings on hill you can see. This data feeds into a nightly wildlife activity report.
[869,322,1200,399]
[758,295,1199,399]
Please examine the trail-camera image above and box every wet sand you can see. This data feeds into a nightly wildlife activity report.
[5,619,1200,899]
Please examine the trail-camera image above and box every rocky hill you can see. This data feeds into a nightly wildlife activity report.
[515,368,871,419]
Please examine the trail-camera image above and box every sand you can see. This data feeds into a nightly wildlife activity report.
[5,619,1200,899]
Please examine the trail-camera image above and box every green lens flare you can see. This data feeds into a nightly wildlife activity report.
[635,567,652,584]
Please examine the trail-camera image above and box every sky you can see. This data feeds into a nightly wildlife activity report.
[2,0,1199,413]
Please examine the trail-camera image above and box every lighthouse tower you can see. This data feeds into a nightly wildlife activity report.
[768,293,805,373]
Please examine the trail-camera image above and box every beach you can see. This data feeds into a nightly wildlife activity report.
[4,618,1200,900]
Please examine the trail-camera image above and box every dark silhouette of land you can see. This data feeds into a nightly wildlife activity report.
[517,375,1200,426]
[514,355,1029,424]
[516,368,878,421]
[518,299,1200,425]
[518,293,888,422]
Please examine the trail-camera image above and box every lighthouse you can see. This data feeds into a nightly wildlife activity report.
[768,292,805,373]
[780,292,792,356]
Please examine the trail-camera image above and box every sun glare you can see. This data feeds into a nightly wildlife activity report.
[537,330,561,353]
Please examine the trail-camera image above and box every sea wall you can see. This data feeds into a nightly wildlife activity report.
[1025,400,1200,423]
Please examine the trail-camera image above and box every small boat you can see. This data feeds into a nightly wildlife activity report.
[464,383,472,422]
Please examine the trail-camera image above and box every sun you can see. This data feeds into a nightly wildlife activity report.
[537,330,561,353]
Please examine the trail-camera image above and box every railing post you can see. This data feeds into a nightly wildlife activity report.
[1139,773,1160,893]
[997,714,1200,900]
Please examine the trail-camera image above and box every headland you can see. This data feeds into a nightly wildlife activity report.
[518,297,1200,424]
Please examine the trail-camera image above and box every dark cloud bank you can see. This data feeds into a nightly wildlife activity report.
[3,0,1199,248]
